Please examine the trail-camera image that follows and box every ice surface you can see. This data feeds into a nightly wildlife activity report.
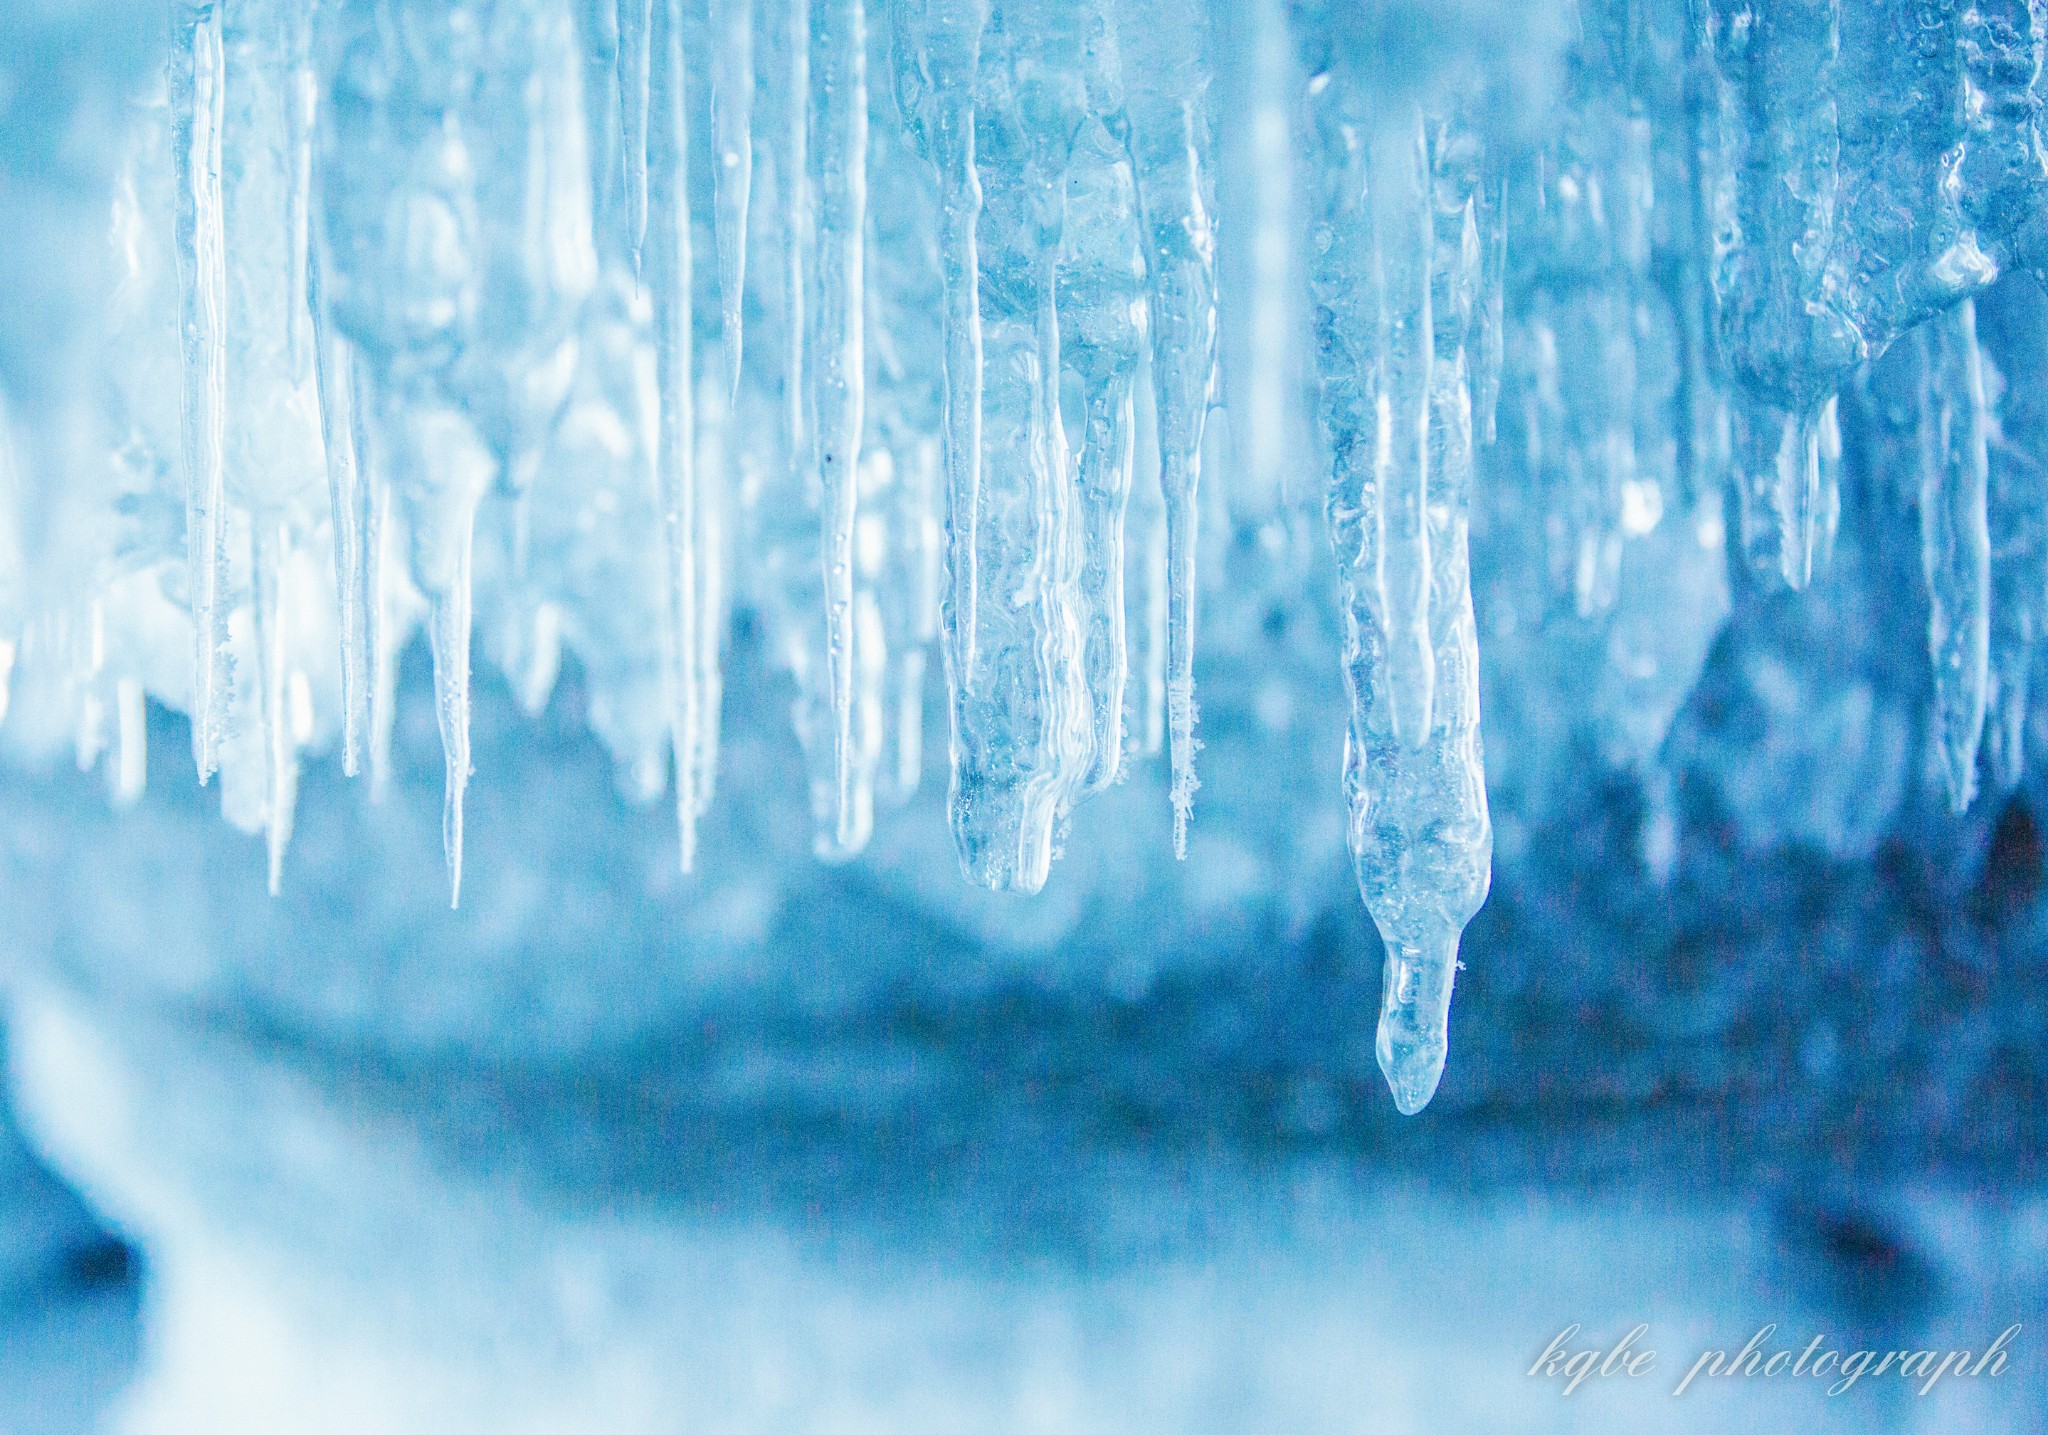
[10,0,2048,1110]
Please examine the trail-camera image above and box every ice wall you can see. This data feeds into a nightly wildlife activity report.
[4,0,2048,1113]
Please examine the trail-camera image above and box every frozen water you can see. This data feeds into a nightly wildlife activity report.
[9,0,2048,1112]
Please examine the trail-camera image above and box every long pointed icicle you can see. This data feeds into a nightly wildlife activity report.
[893,0,987,688]
[1127,361,1168,760]
[368,382,488,903]
[710,0,755,398]
[1308,85,1492,1117]
[429,532,474,908]
[650,0,703,872]
[172,0,230,783]
[813,0,869,849]
[781,0,814,491]
[1112,0,1217,857]
[1980,286,2048,789]
[1058,121,1146,794]
[618,0,655,262]
[940,4,1092,892]
[1918,299,1993,812]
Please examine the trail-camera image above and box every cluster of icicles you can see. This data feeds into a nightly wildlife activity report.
[4,0,2048,1114]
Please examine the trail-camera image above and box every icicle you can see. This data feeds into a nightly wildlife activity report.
[251,520,299,895]
[172,0,230,784]
[1730,395,1827,592]
[428,537,474,908]
[780,0,813,495]
[650,0,702,873]
[863,78,945,807]
[281,0,314,379]
[1813,391,1841,570]
[892,0,987,686]
[1112,0,1217,856]
[710,0,755,398]
[618,0,654,262]
[311,268,370,775]
[336,361,402,806]
[1473,166,1508,449]
[940,3,1092,892]
[1308,81,1492,1116]
[1986,433,2045,790]
[1979,283,2048,789]
[367,383,490,901]
[1699,0,1861,588]
[1918,299,1993,812]
[813,0,869,849]
[1057,120,1146,795]
[1958,0,2046,278]
[1127,359,1167,759]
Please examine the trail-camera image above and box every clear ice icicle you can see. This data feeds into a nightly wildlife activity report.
[779,0,813,488]
[710,0,755,397]
[1308,80,1492,1116]
[367,385,491,905]
[429,536,474,909]
[1917,299,1993,812]
[1112,0,1218,856]
[812,0,869,848]
[650,0,703,871]
[618,0,654,261]
[892,0,987,685]
[1057,121,1146,795]
[1979,282,2048,789]
[172,0,230,784]
[309,254,370,775]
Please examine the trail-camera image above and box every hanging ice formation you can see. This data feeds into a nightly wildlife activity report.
[8,0,2048,1111]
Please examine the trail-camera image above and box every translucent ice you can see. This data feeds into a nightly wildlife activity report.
[13,0,2048,1113]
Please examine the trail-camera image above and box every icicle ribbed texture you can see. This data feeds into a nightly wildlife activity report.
[6,0,2048,1111]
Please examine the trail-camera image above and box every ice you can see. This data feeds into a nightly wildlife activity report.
[1305,72,1491,1117]
[1915,300,1993,813]
[170,1,230,784]
[709,0,754,399]
[649,0,705,870]
[811,0,870,848]
[16,0,2048,1112]
[1111,0,1218,857]
[1978,275,2048,789]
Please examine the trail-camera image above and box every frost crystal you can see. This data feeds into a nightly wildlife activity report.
[6,0,2048,1112]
